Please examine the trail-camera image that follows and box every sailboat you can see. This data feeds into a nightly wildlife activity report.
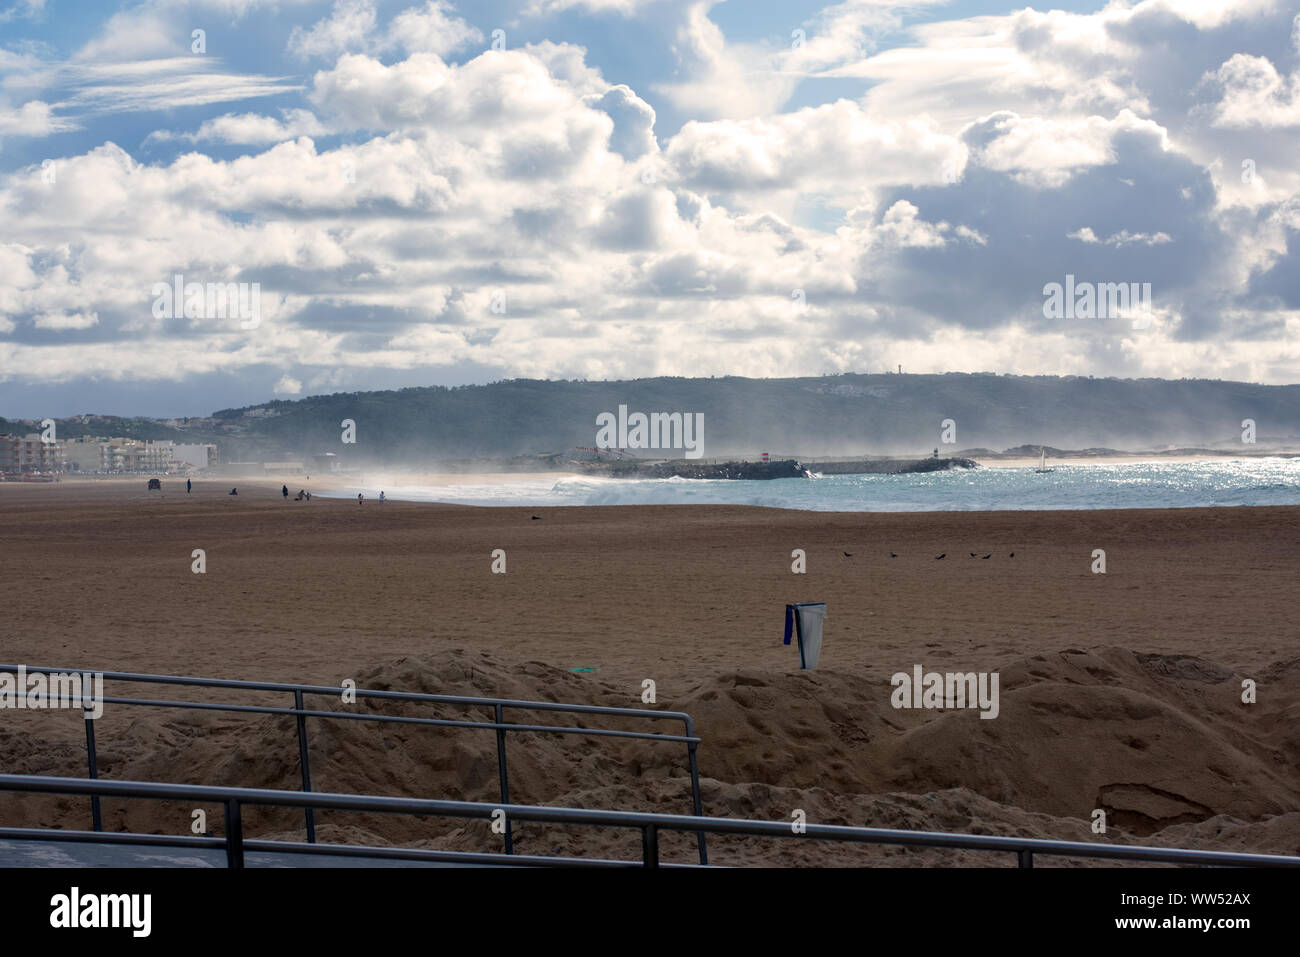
[1034,448,1055,474]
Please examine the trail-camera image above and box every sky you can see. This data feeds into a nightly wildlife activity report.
[1,0,1298,417]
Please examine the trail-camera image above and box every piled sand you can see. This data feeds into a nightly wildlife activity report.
[1,482,1297,865]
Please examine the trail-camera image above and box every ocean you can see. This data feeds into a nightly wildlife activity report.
[332,458,1300,512]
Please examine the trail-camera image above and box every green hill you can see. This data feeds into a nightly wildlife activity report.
[203,373,1300,464]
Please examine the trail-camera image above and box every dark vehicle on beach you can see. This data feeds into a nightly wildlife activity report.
[147,478,161,490]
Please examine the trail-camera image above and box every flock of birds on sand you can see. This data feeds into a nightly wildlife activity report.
[522,515,1019,561]
[526,516,1018,562]
[521,515,1020,561]
[842,551,1015,559]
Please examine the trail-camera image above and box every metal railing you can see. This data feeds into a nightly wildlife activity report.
[0,664,708,865]
[3,774,1299,869]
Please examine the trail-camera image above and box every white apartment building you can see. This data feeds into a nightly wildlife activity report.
[173,443,218,470]
[99,439,175,473]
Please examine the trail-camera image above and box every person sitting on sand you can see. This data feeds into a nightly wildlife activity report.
[294,489,304,501]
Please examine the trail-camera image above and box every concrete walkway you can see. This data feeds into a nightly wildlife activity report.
[0,838,482,867]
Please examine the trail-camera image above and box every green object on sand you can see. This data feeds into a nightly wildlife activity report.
[569,667,599,672]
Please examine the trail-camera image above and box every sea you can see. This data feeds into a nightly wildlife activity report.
[332,458,1300,512]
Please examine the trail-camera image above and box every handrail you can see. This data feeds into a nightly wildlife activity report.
[1,663,695,721]
[3,774,1298,869]
[83,696,701,742]
[0,663,709,864]
[0,825,663,869]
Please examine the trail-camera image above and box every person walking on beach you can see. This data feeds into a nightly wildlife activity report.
[358,493,364,505]
[379,490,385,504]
[186,478,191,494]
[282,484,289,499]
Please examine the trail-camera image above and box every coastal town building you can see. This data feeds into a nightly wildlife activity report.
[311,452,340,472]
[61,436,108,472]
[61,438,169,473]
[100,440,174,472]
[173,443,219,470]
[0,434,63,474]
[262,460,306,475]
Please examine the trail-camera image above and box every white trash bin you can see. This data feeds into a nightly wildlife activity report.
[783,602,827,670]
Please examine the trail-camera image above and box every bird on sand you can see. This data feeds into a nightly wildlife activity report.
[982,554,991,559]
[935,553,946,560]
[969,552,977,557]
[1009,552,1015,558]
[890,552,898,558]
[843,551,853,557]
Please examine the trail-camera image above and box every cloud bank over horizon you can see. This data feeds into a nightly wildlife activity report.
[1,0,1299,416]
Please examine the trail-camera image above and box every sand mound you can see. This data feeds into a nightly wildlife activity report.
[4,645,1297,865]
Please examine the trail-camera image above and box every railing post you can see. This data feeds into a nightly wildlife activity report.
[494,703,513,854]
[1018,849,1033,869]
[293,690,315,843]
[224,800,244,868]
[687,738,707,865]
[642,825,660,868]
[82,672,101,832]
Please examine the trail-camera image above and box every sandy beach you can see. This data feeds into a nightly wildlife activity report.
[2,480,1297,865]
